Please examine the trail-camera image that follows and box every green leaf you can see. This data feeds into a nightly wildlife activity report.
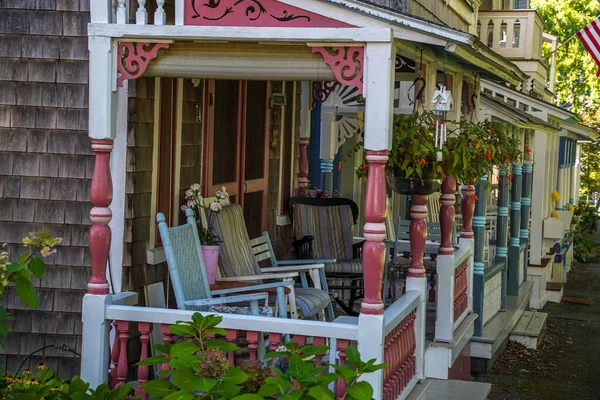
[344,347,361,368]
[232,394,264,400]
[191,312,205,327]
[209,382,242,398]
[307,385,335,400]
[206,327,227,337]
[107,383,134,400]
[169,355,203,369]
[259,377,291,396]
[169,324,196,337]
[136,355,169,366]
[5,263,26,274]
[173,369,199,391]
[288,354,310,379]
[164,391,195,400]
[170,341,199,358]
[222,367,248,385]
[15,277,38,308]
[206,339,239,351]
[153,343,172,355]
[346,381,374,400]
[29,256,46,280]
[68,377,91,394]
[280,391,304,400]
[141,379,175,396]
[330,364,358,381]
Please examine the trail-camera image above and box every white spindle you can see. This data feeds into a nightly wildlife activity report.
[155,0,166,25]
[136,0,148,25]
[116,0,127,24]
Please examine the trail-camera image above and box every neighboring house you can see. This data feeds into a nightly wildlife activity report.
[0,0,91,376]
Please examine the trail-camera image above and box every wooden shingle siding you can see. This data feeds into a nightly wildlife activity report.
[0,0,90,378]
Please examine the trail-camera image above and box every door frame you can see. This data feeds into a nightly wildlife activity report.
[202,79,271,233]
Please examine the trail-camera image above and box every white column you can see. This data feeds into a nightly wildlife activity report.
[357,39,395,397]
[90,0,112,23]
[530,130,547,265]
[89,36,117,140]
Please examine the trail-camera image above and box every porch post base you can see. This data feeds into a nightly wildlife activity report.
[81,294,112,388]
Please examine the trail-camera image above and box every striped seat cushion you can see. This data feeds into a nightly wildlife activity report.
[325,259,363,274]
[293,204,354,260]
[210,204,262,281]
[294,288,332,319]
[388,257,437,274]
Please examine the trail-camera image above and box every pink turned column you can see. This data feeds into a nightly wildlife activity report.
[407,195,428,278]
[439,176,456,255]
[298,138,310,196]
[88,139,113,294]
[460,181,476,239]
[360,150,389,315]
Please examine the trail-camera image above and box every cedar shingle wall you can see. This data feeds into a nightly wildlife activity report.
[0,0,90,377]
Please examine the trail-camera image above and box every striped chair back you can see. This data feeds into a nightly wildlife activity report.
[210,203,263,279]
[157,209,212,310]
[292,203,355,260]
[427,192,442,223]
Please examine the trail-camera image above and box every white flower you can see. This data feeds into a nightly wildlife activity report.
[185,189,194,198]
[210,202,223,213]
[191,183,202,191]
[181,205,188,211]
[187,199,195,207]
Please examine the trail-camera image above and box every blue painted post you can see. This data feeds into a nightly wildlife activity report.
[496,166,510,308]
[521,162,534,282]
[472,174,489,336]
[320,159,334,191]
[508,164,523,296]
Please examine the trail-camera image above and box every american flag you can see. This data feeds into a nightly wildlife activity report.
[576,16,600,76]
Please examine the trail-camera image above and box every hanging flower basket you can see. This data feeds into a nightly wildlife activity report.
[387,165,441,195]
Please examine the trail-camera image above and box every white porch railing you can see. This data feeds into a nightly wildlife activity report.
[477,10,544,61]
[434,242,474,342]
[81,290,426,400]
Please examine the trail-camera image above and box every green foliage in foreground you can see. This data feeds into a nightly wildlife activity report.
[138,312,386,400]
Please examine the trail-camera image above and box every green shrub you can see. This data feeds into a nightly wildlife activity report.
[138,312,386,400]
[0,364,133,399]
[572,204,600,264]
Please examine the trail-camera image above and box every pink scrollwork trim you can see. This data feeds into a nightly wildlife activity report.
[117,42,170,87]
[312,47,364,95]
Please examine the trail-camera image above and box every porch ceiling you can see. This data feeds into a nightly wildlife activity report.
[144,42,336,81]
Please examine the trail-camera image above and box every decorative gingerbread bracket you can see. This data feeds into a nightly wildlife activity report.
[117,42,171,87]
[312,81,340,108]
[312,47,364,96]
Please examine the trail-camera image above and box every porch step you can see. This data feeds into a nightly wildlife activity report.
[470,281,534,372]
[546,282,564,303]
[405,379,491,400]
[509,311,547,350]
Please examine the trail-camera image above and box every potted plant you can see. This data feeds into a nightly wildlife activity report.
[349,111,442,195]
[441,119,522,186]
[181,184,228,285]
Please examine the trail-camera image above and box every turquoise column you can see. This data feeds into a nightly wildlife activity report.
[496,166,510,308]
[473,174,489,336]
[508,163,523,296]
[521,162,533,282]
[320,159,334,192]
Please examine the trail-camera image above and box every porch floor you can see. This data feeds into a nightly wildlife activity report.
[407,379,491,400]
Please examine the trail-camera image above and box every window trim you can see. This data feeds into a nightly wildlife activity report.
[148,77,184,265]
[276,81,297,226]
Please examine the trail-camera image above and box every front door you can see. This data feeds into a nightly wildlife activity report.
[203,79,270,238]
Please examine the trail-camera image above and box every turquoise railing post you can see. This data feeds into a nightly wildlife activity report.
[496,166,509,308]
[508,164,523,296]
[472,174,489,336]
[521,162,534,281]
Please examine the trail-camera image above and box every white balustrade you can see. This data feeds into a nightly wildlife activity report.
[478,10,543,60]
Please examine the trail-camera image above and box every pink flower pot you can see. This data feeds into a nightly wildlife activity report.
[201,245,220,285]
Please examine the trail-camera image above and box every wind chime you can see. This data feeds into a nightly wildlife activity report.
[432,84,453,162]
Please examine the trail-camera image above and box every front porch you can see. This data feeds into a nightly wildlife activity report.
[79,1,538,399]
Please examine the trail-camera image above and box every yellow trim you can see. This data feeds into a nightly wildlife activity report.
[149,77,162,250]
